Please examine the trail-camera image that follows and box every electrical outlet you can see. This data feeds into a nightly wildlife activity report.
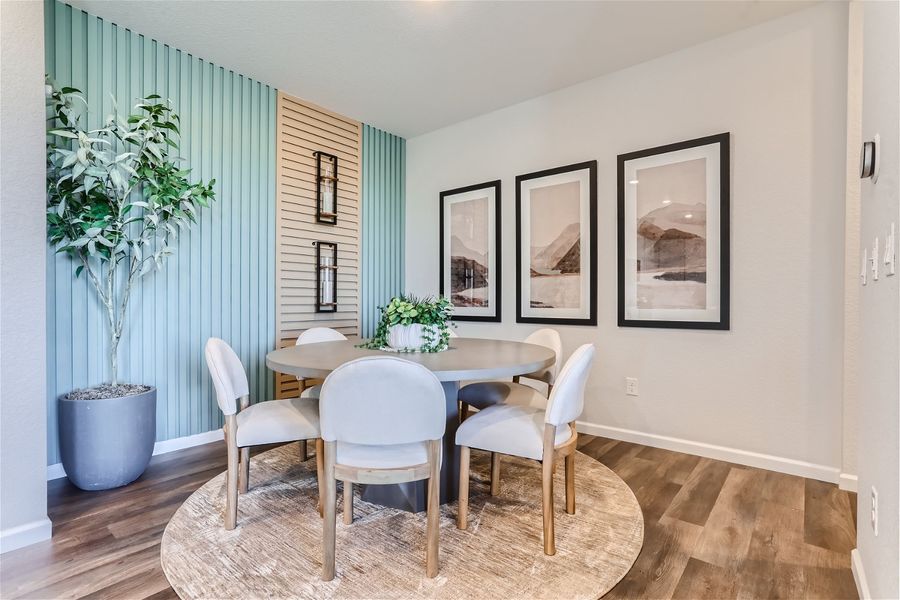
[625,377,639,396]
[871,487,879,536]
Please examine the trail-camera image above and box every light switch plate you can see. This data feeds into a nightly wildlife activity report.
[872,237,879,281]
[885,223,895,276]
[871,486,879,536]
[862,247,868,285]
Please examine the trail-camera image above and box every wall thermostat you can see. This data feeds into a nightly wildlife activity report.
[860,134,881,182]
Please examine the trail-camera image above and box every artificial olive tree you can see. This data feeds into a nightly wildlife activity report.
[46,79,215,385]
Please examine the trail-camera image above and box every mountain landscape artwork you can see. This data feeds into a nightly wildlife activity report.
[449,196,490,308]
[618,133,729,329]
[634,157,707,310]
[528,180,582,309]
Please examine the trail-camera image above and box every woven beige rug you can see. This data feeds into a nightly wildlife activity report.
[161,443,643,599]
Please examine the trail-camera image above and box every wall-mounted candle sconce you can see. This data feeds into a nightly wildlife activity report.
[314,151,338,224]
[314,241,338,312]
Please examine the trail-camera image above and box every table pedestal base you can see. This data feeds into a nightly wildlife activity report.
[360,381,460,512]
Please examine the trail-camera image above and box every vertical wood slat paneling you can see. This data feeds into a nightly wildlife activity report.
[360,125,406,337]
[275,92,362,398]
[44,0,276,464]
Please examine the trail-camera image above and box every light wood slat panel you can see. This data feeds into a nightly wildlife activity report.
[279,320,360,333]
[275,90,361,398]
[280,189,360,210]
[282,167,360,188]
[280,282,360,292]
[282,143,361,174]
[282,165,360,188]
[281,110,360,144]
[280,231,362,247]
[280,95,358,131]
[281,191,360,208]
[281,174,360,191]
[281,103,359,136]
[280,116,359,146]
[281,127,359,159]
[278,248,360,261]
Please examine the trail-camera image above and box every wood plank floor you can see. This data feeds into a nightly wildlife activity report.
[0,435,858,599]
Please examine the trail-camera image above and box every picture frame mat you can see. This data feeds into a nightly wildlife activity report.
[439,180,501,322]
[519,168,592,320]
[621,139,725,324]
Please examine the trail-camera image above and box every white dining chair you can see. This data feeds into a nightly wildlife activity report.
[295,327,347,398]
[458,328,562,419]
[294,327,347,460]
[319,356,446,581]
[205,338,323,530]
[456,343,595,555]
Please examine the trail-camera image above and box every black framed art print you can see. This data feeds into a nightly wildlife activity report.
[516,161,597,326]
[439,180,502,322]
[617,133,730,329]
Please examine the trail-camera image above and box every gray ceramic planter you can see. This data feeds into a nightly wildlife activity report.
[59,387,157,491]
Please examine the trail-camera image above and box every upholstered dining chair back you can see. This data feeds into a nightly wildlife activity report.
[523,328,564,385]
[320,356,446,445]
[296,327,347,345]
[205,338,250,416]
[544,344,595,427]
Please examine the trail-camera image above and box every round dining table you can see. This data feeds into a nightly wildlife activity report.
[265,337,555,512]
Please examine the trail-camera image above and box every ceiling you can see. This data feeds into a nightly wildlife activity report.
[68,0,815,138]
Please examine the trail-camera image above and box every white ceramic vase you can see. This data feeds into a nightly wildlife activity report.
[387,323,441,352]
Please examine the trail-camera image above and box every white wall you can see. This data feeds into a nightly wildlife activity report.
[0,1,51,553]
[407,3,849,480]
[855,0,900,597]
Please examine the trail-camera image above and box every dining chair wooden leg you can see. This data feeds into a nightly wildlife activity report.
[460,403,470,423]
[565,452,575,515]
[224,416,238,530]
[238,447,250,494]
[300,439,308,462]
[426,439,440,578]
[490,452,501,496]
[343,481,353,525]
[315,438,325,518]
[322,441,337,581]
[457,445,470,530]
[541,424,557,556]
[541,457,556,556]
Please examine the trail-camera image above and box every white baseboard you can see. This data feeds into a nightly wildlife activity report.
[575,421,841,484]
[0,518,52,554]
[46,462,67,480]
[839,472,858,492]
[851,549,870,599]
[47,428,223,481]
[152,428,223,455]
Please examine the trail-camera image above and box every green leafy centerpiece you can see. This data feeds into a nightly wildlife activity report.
[361,295,453,353]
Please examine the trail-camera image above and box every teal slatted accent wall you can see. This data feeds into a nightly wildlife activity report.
[44,0,276,464]
[360,125,406,337]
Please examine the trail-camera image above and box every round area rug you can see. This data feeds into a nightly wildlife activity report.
[161,443,643,599]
